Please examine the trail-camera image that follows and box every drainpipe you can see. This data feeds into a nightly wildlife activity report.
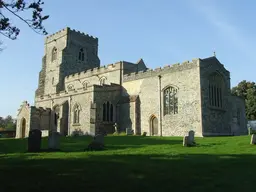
[158,75,163,136]
[68,95,72,135]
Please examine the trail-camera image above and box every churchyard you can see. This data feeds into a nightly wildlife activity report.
[0,134,256,191]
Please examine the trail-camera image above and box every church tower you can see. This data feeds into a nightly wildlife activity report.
[35,27,100,97]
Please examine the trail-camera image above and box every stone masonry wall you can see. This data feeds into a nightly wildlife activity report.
[229,95,247,135]
[200,57,232,136]
[123,59,202,136]
[64,62,121,91]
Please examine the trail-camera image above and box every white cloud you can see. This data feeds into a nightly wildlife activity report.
[190,1,256,61]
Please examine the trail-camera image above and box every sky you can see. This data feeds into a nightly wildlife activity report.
[0,0,255,118]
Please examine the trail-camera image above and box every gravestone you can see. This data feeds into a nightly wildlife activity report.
[28,129,42,152]
[113,123,118,133]
[250,134,256,145]
[94,134,104,145]
[183,136,189,147]
[188,130,195,144]
[86,134,104,151]
[48,131,60,150]
[126,128,133,135]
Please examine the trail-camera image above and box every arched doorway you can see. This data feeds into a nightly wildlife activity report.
[150,115,158,136]
[21,118,26,138]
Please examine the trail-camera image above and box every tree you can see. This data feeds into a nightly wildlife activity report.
[0,0,49,40]
[231,80,256,120]
[0,115,16,130]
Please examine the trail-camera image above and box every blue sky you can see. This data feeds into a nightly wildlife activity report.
[0,0,255,117]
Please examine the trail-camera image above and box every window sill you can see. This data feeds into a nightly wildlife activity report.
[73,123,81,126]
[208,105,226,112]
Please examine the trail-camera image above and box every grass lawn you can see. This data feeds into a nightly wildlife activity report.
[0,135,256,192]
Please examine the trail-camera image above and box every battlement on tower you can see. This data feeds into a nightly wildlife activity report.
[45,27,98,44]
[123,58,200,82]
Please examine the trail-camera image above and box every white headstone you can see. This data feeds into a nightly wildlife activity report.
[48,131,60,150]
[114,123,118,133]
[250,134,256,145]
[126,128,133,135]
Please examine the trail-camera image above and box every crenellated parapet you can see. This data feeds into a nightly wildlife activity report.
[123,59,200,82]
[65,62,121,83]
[45,27,98,44]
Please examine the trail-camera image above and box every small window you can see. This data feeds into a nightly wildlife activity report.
[52,47,57,61]
[78,48,85,61]
[67,84,74,91]
[73,104,81,124]
[82,81,89,90]
[100,77,106,85]
[52,77,54,85]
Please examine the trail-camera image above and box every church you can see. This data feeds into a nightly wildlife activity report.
[15,27,248,138]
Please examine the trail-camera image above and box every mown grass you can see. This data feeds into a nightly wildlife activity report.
[0,135,256,192]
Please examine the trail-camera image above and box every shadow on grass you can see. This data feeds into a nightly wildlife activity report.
[0,136,184,154]
[0,153,256,191]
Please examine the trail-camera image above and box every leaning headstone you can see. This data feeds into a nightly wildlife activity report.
[28,129,42,152]
[188,130,195,145]
[183,136,189,147]
[250,134,256,145]
[126,128,133,135]
[94,134,104,145]
[48,131,60,151]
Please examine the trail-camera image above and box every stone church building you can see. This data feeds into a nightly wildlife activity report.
[16,27,247,138]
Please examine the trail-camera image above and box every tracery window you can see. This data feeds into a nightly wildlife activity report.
[73,104,81,124]
[78,48,85,61]
[103,101,114,122]
[208,72,224,108]
[163,86,178,115]
[52,47,57,61]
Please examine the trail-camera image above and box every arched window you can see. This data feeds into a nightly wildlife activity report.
[78,48,85,61]
[163,86,178,115]
[52,47,57,61]
[208,72,224,108]
[100,77,106,85]
[103,101,114,122]
[73,104,81,124]
[67,84,74,91]
[82,81,89,90]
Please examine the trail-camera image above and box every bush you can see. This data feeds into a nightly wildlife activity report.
[71,129,84,137]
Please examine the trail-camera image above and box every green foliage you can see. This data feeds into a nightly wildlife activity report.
[0,136,256,191]
[110,131,127,136]
[0,0,49,40]
[0,115,16,130]
[231,80,256,120]
[248,127,256,135]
